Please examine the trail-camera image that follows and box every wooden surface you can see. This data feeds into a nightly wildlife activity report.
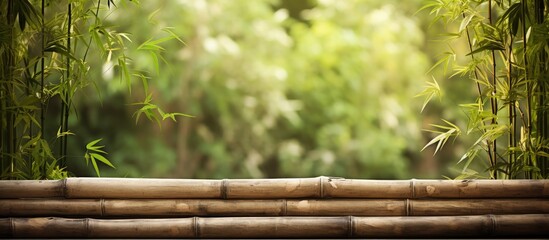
[1,177,548,199]
[1,177,548,238]
[1,198,548,217]
[1,215,547,238]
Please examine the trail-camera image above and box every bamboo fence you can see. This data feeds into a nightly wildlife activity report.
[0,215,548,238]
[2,177,548,199]
[0,177,548,238]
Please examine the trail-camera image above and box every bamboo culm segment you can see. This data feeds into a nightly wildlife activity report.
[1,177,548,199]
[1,199,548,217]
[1,215,547,238]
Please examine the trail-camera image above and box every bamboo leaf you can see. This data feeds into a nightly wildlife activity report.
[467,41,505,56]
[44,43,78,61]
[415,77,442,112]
[459,13,474,33]
[90,154,101,177]
[86,139,103,149]
[422,119,461,154]
[118,57,132,94]
[90,153,115,169]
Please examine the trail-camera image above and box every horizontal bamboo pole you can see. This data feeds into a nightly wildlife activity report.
[1,177,548,199]
[1,198,547,217]
[0,215,547,238]
[0,180,63,199]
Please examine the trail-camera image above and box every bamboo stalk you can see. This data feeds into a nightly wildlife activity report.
[0,180,64,198]
[1,199,547,217]
[1,178,548,199]
[65,178,223,199]
[0,215,547,238]
[411,179,549,198]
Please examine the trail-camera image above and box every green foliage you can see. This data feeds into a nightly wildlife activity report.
[421,0,549,179]
[84,139,114,177]
[0,0,186,179]
[71,0,432,179]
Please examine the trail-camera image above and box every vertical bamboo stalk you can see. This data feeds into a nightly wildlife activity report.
[507,0,517,178]
[522,0,534,179]
[534,0,548,178]
[40,0,46,178]
[489,0,499,179]
[4,0,16,178]
[59,1,72,167]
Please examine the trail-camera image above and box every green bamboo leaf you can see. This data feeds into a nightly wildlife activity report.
[90,154,101,177]
[118,57,132,94]
[162,28,186,44]
[44,43,78,61]
[86,138,103,149]
[57,127,75,138]
[90,153,115,169]
[459,13,474,33]
[422,119,461,154]
[150,51,159,75]
[415,77,441,112]
[466,41,505,56]
[14,0,41,31]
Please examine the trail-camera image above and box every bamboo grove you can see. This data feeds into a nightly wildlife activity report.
[0,0,185,179]
[421,0,549,179]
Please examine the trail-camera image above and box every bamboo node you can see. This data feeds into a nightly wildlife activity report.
[319,176,325,198]
[347,215,353,237]
[405,199,411,216]
[9,217,14,237]
[488,214,496,236]
[100,199,105,217]
[85,218,90,238]
[221,179,228,199]
[410,179,416,198]
[193,216,199,238]
[62,179,68,198]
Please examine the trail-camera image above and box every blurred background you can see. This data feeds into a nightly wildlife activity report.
[61,0,477,179]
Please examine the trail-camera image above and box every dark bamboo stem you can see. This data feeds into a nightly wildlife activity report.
[507,0,517,179]
[59,2,72,167]
[521,0,533,179]
[5,0,16,178]
[40,0,46,178]
[489,0,499,179]
[535,0,548,178]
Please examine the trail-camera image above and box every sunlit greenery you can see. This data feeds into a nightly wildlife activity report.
[6,0,539,180]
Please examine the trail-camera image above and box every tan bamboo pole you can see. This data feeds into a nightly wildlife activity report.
[412,179,549,198]
[0,215,547,238]
[323,178,549,198]
[0,180,63,198]
[1,199,548,217]
[409,198,549,216]
[353,214,549,238]
[65,178,223,199]
[1,177,548,199]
